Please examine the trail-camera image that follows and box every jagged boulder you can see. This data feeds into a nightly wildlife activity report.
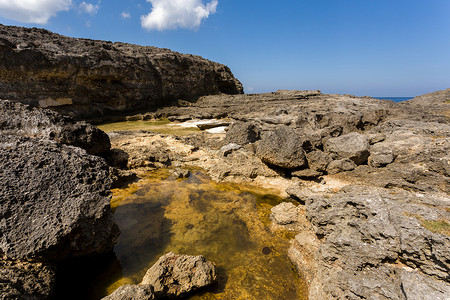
[105,252,216,299]
[0,135,119,261]
[324,132,370,165]
[142,252,217,297]
[0,24,243,120]
[222,121,261,146]
[255,126,307,169]
[0,100,110,154]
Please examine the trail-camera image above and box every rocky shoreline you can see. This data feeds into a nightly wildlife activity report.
[102,89,450,299]
[0,24,449,299]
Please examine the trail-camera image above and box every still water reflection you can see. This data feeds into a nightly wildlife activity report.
[54,170,307,299]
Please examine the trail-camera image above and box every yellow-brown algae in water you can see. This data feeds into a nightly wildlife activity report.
[108,170,308,299]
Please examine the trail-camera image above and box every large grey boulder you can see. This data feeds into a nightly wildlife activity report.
[142,252,217,297]
[0,135,119,261]
[0,100,110,154]
[222,121,261,146]
[255,126,307,169]
[324,132,370,165]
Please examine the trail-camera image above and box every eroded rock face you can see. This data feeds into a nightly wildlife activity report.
[324,132,370,165]
[0,99,110,154]
[255,126,307,169]
[0,24,243,120]
[105,252,216,299]
[222,122,261,146]
[270,202,299,225]
[0,260,55,299]
[305,186,450,299]
[0,135,119,261]
[142,252,217,297]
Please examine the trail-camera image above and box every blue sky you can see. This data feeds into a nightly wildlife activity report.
[0,0,449,97]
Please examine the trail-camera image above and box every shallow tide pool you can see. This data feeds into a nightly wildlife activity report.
[54,170,307,299]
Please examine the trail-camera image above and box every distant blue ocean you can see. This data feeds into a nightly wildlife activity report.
[373,97,414,102]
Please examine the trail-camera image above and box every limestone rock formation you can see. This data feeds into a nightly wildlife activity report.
[141,252,217,297]
[0,260,55,299]
[0,99,110,154]
[102,285,155,300]
[222,121,261,146]
[0,24,243,120]
[255,126,307,169]
[105,252,216,299]
[326,158,357,175]
[101,88,449,299]
[270,202,299,225]
[324,132,370,165]
[305,186,450,299]
[0,135,119,261]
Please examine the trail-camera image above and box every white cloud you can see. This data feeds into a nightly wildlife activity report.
[0,0,72,24]
[141,0,218,31]
[79,1,99,15]
[121,11,131,19]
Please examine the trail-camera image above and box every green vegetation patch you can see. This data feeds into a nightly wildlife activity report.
[408,213,450,236]
[421,219,450,236]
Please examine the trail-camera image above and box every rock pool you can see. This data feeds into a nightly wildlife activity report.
[54,169,307,299]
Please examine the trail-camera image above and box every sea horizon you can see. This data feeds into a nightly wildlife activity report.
[373,96,414,102]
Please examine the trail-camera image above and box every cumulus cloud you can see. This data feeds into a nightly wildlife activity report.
[79,1,99,15]
[121,12,131,19]
[0,0,72,24]
[141,0,218,31]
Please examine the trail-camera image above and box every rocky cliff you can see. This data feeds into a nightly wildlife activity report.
[0,24,243,120]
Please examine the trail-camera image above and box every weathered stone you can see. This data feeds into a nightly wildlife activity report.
[291,169,322,178]
[141,252,217,297]
[324,132,370,165]
[270,202,299,225]
[306,186,450,299]
[102,148,129,169]
[285,184,304,201]
[102,284,155,300]
[255,126,307,169]
[171,168,191,179]
[0,24,243,120]
[306,150,332,172]
[400,268,450,300]
[0,100,110,154]
[219,143,241,157]
[197,120,230,130]
[326,158,356,174]
[368,133,386,144]
[222,122,261,146]
[0,135,119,261]
[368,151,394,167]
[0,260,55,299]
